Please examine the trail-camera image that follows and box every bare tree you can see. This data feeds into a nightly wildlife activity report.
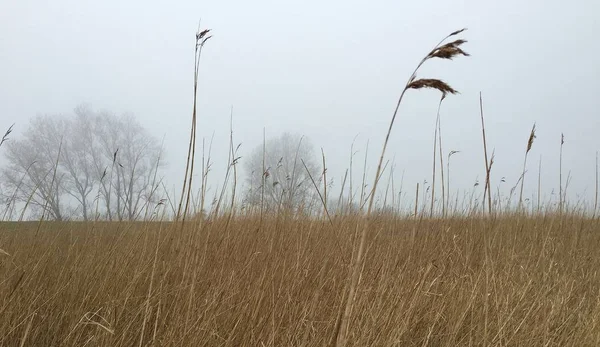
[3,116,66,220]
[76,107,165,221]
[243,133,319,213]
[112,114,164,220]
[1,106,164,221]
[61,112,96,220]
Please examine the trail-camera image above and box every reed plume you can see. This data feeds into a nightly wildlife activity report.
[335,28,469,347]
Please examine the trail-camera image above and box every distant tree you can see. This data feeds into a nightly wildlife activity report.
[243,133,319,213]
[75,106,165,221]
[1,106,164,221]
[2,116,67,220]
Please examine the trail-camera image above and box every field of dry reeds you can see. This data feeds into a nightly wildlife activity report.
[1,28,600,347]
[1,216,599,346]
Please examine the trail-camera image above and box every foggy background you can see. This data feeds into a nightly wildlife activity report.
[1,0,599,212]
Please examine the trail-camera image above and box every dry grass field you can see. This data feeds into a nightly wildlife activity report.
[2,28,600,347]
[1,215,599,346]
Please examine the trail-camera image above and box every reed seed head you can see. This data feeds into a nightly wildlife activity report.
[448,150,460,159]
[195,29,213,48]
[197,29,211,41]
[407,78,458,98]
[527,123,537,153]
[0,123,14,148]
[449,28,467,36]
[428,40,470,60]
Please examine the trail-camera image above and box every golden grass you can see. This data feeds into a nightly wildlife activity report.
[1,215,599,346]
[2,26,597,347]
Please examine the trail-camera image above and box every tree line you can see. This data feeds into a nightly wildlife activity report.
[1,106,164,221]
[1,106,328,221]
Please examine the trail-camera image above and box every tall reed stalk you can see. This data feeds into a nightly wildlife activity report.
[479,93,493,215]
[335,28,469,347]
[447,150,459,214]
[438,108,446,217]
[518,123,536,211]
[559,133,564,214]
[537,155,542,213]
[176,27,211,224]
[594,151,598,218]
[430,98,444,217]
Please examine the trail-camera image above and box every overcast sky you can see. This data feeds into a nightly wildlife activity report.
[1,0,599,211]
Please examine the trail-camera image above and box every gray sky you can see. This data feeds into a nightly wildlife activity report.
[1,0,599,210]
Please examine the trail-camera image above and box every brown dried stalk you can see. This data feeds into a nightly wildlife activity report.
[176,26,212,224]
[479,93,493,215]
[594,151,598,218]
[518,123,536,211]
[447,150,460,213]
[430,97,444,217]
[559,133,564,214]
[335,28,469,347]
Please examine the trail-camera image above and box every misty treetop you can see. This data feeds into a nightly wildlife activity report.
[243,133,320,213]
[1,105,164,221]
